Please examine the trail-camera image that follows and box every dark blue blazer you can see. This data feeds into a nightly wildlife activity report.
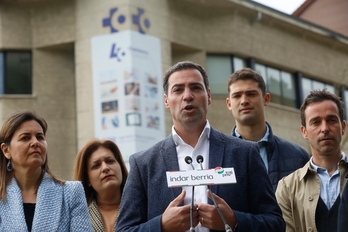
[116,128,285,232]
[232,122,310,191]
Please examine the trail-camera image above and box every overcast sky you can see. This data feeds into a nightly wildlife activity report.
[252,0,306,14]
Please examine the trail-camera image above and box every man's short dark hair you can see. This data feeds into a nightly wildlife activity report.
[300,89,345,127]
[163,61,209,94]
[227,68,266,96]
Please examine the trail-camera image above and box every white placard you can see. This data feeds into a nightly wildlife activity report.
[166,167,237,188]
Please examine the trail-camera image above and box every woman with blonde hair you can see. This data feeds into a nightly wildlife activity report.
[73,139,128,232]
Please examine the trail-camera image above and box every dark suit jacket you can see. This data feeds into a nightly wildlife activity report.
[116,128,285,232]
[338,175,348,232]
[232,122,309,191]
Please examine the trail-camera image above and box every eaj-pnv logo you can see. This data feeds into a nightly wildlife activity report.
[102,7,150,34]
[214,167,224,174]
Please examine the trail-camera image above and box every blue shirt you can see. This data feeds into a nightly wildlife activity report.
[235,124,270,171]
[310,152,347,209]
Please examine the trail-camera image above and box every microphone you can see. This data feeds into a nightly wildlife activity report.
[185,156,195,170]
[196,155,233,232]
[184,156,195,232]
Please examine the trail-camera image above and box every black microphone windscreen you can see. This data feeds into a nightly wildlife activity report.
[185,156,193,164]
[196,155,204,163]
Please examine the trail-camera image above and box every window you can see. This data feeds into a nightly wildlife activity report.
[281,71,296,108]
[301,77,335,102]
[255,64,266,85]
[206,54,344,111]
[206,55,231,95]
[344,89,348,120]
[267,67,281,104]
[255,63,296,107]
[206,55,245,95]
[232,57,246,72]
[0,51,32,94]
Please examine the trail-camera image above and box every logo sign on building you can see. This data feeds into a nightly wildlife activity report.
[91,30,164,164]
[102,7,150,34]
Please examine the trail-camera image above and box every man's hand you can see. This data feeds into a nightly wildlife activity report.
[161,190,199,232]
[197,189,237,230]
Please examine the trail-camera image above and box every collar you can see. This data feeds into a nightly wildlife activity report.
[172,120,211,146]
[310,152,347,172]
[300,152,347,180]
[234,123,269,143]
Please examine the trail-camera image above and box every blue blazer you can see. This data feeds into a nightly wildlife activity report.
[116,128,285,232]
[0,173,93,232]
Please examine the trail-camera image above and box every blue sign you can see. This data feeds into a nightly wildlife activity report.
[102,7,150,34]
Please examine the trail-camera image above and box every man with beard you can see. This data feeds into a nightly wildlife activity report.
[276,89,348,232]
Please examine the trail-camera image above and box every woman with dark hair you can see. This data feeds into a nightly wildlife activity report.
[73,139,128,232]
[0,109,92,231]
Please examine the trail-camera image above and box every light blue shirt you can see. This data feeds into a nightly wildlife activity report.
[235,124,270,171]
[310,152,346,209]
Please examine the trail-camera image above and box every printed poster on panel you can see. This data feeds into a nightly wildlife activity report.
[91,30,164,164]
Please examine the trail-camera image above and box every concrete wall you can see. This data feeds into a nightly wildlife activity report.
[0,3,31,48]
[0,0,76,179]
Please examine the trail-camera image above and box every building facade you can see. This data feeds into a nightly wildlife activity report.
[293,0,348,37]
[0,0,347,179]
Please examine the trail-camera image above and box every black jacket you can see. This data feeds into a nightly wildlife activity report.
[232,122,310,191]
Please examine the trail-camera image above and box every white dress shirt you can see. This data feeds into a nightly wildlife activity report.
[172,120,210,232]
